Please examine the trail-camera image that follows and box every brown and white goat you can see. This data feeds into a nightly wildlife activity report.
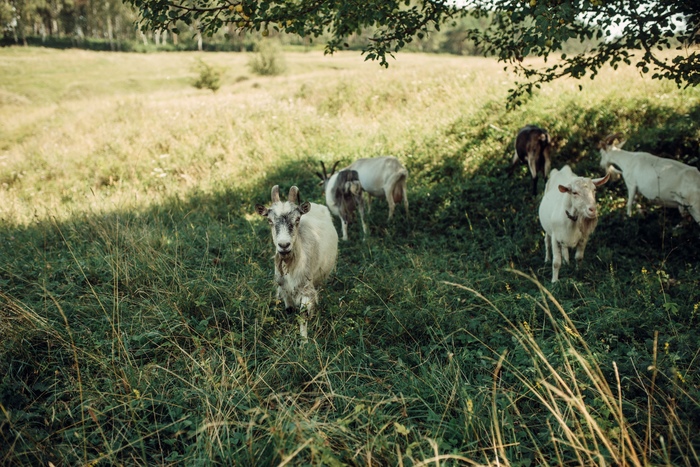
[538,165,610,283]
[599,133,700,225]
[512,125,553,196]
[255,185,338,339]
[316,161,368,241]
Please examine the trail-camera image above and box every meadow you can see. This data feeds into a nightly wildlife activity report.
[1,46,699,465]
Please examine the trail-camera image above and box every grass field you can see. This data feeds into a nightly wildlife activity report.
[1,46,699,465]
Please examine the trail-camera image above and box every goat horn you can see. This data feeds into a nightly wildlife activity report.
[330,161,340,176]
[320,161,327,179]
[271,185,280,203]
[288,186,299,204]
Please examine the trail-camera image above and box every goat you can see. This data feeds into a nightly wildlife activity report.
[346,156,409,220]
[316,161,368,241]
[538,165,610,283]
[255,185,338,339]
[599,133,700,224]
[512,125,553,196]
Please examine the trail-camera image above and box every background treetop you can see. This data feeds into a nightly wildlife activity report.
[125,0,700,104]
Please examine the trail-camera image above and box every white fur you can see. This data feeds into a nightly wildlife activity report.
[600,137,700,224]
[346,156,409,220]
[256,186,338,339]
[538,165,609,283]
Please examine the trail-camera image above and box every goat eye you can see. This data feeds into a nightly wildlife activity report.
[267,218,273,225]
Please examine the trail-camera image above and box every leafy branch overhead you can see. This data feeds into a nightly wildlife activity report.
[126,0,700,101]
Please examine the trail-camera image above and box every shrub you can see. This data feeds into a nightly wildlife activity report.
[248,40,286,76]
[192,58,223,92]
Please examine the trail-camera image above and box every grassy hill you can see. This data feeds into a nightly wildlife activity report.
[1,47,699,465]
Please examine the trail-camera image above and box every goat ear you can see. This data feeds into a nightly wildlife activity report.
[558,184,571,194]
[255,204,268,216]
[617,139,627,149]
[593,173,610,186]
[271,185,280,203]
[609,163,623,174]
[299,202,311,215]
[288,186,299,203]
[315,171,325,181]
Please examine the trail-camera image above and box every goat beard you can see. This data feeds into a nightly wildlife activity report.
[275,252,294,273]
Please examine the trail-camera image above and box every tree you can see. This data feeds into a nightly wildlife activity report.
[125,0,699,103]
[467,0,700,105]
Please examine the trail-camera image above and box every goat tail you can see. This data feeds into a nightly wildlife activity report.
[390,169,408,204]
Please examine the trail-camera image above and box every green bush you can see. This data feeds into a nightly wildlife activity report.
[192,58,223,92]
[247,40,286,76]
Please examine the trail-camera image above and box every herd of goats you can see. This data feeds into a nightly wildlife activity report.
[254,126,700,338]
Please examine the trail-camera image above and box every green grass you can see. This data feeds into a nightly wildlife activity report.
[1,47,699,465]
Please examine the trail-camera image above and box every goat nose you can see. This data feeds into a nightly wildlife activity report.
[278,241,290,250]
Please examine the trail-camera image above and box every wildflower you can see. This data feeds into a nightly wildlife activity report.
[641,266,648,275]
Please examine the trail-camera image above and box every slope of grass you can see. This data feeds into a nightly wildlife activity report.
[1,48,699,465]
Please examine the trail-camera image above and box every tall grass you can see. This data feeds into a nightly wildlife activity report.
[1,48,699,465]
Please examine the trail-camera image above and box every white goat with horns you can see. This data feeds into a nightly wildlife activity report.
[539,165,610,283]
[316,161,368,241]
[599,133,700,225]
[255,185,338,339]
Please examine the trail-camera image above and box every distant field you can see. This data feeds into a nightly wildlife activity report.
[1,47,699,465]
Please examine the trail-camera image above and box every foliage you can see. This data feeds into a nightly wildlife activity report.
[192,58,223,91]
[247,40,286,76]
[467,0,700,106]
[1,49,700,465]
[124,0,699,105]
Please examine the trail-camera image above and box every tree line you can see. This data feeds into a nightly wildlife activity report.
[0,0,492,54]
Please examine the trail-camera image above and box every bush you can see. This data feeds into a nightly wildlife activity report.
[247,40,286,76]
[192,58,223,92]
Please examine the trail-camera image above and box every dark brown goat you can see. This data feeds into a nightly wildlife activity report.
[512,125,553,196]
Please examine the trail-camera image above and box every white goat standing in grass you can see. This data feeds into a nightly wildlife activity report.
[346,156,409,221]
[599,133,700,225]
[255,185,338,339]
[316,161,368,241]
[539,165,610,283]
